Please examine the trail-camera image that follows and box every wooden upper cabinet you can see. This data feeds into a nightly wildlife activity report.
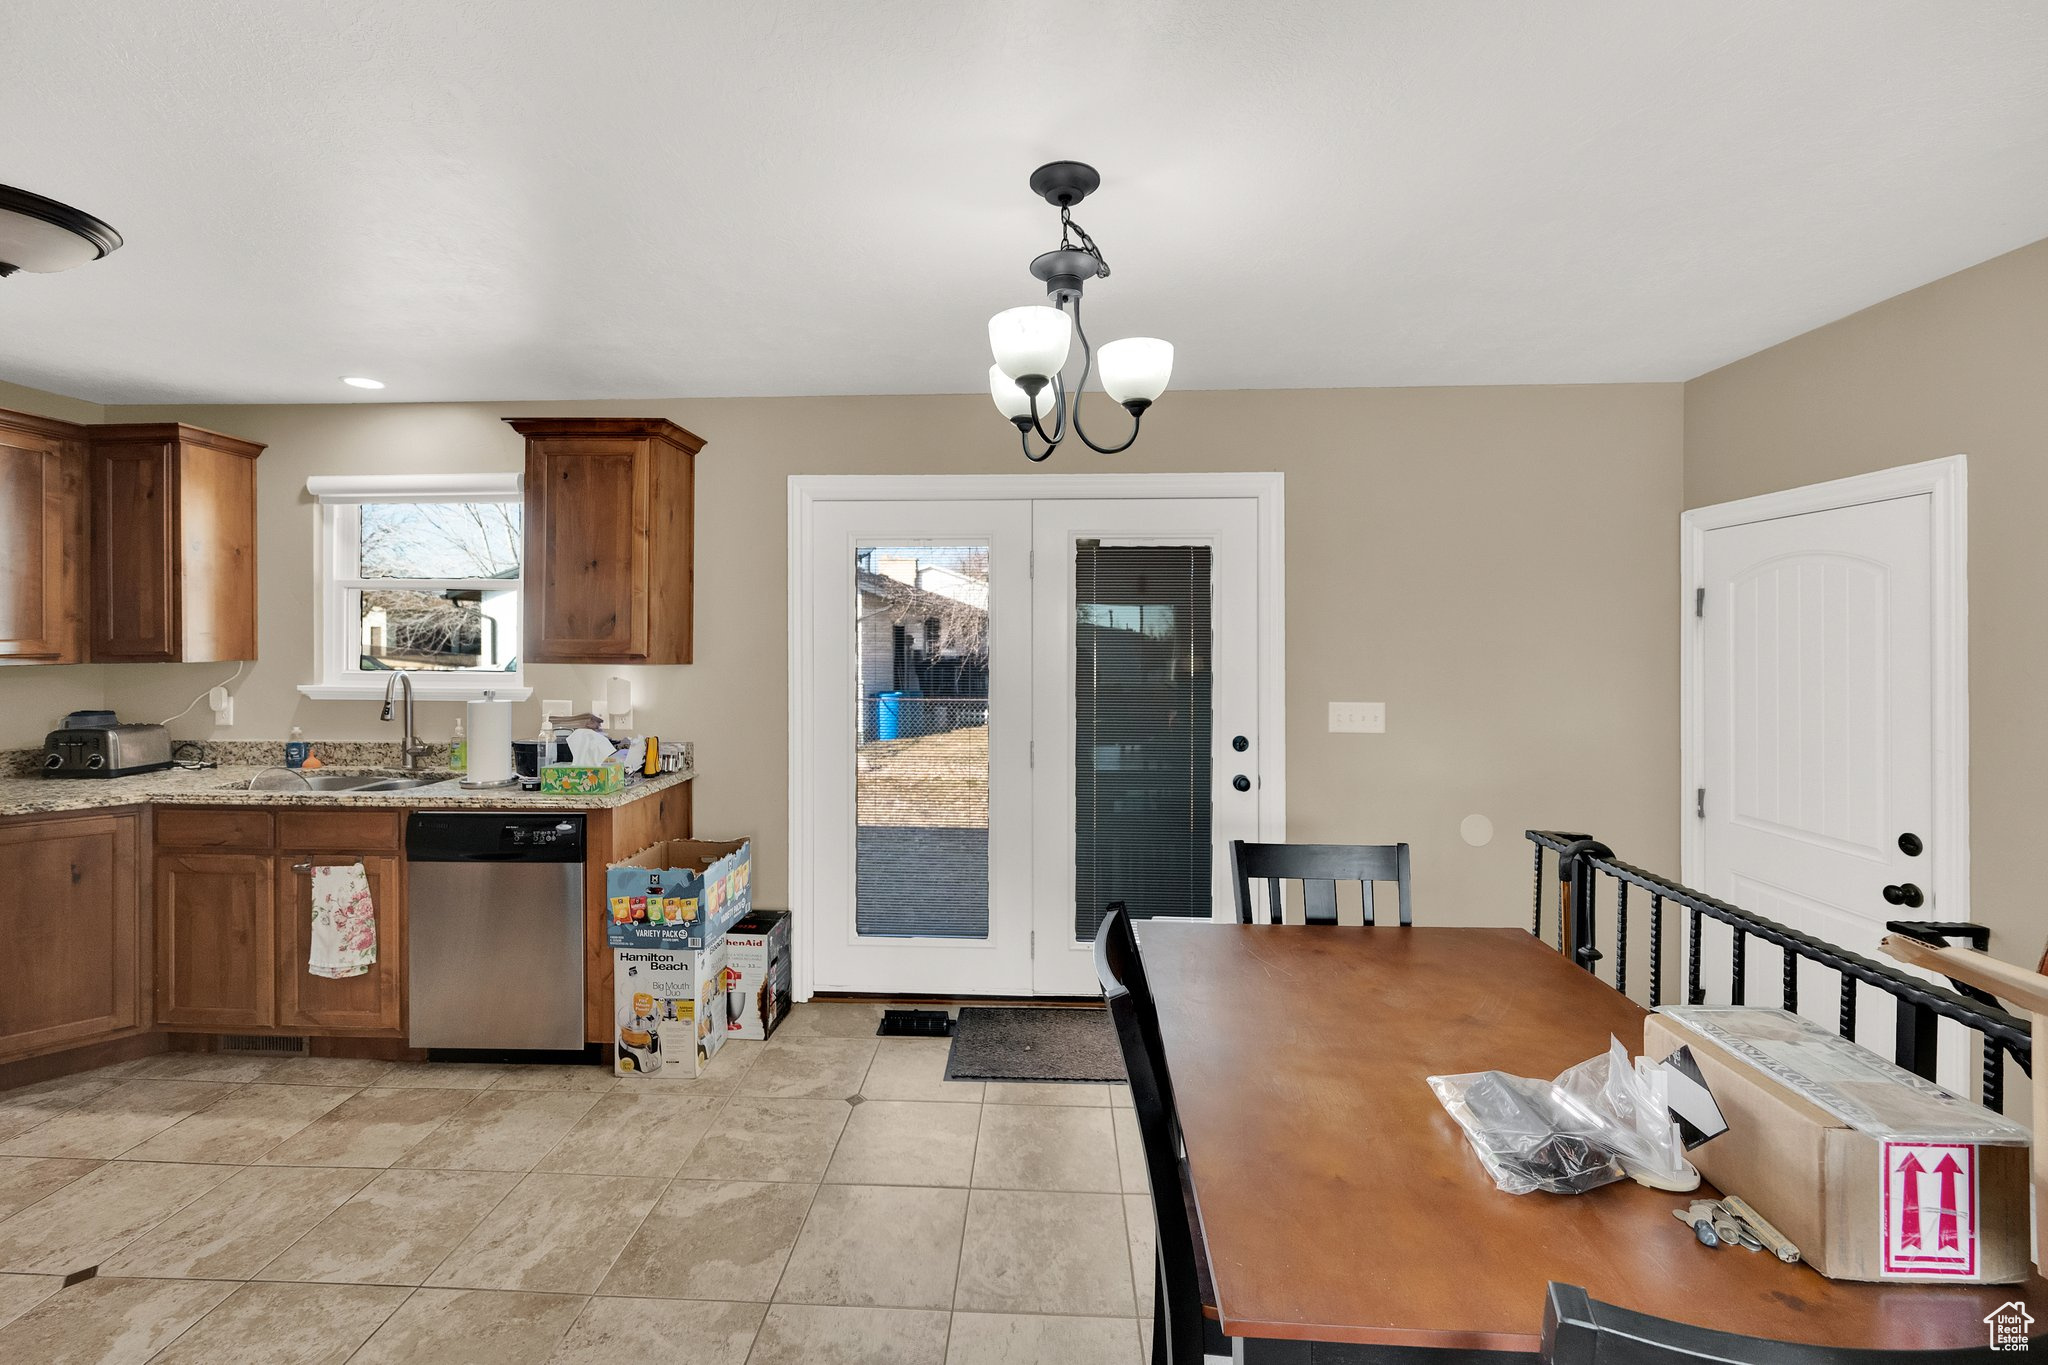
[0,411,88,664]
[88,423,265,663]
[508,417,702,664]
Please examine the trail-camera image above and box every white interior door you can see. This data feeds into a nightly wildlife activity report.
[1029,498,1263,994]
[1696,492,1966,1088]
[807,500,1034,994]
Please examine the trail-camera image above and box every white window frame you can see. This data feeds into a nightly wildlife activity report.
[299,473,532,701]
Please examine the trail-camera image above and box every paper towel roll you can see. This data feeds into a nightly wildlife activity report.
[465,697,514,785]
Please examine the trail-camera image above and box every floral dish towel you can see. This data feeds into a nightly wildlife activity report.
[309,862,377,978]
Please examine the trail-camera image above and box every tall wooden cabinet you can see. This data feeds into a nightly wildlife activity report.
[89,423,265,662]
[0,809,147,1061]
[0,411,88,664]
[507,417,702,664]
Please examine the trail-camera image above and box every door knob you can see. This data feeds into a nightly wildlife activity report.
[1231,735,1249,753]
[1897,832,1923,857]
[1882,883,1925,908]
[1232,775,1251,792]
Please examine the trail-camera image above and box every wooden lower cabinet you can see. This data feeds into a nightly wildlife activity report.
[156,852,276,1030]
[155,808,407,1037]
[0,809,146,1061]
[276,852,404,1032]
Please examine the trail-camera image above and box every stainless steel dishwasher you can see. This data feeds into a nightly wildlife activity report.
[407,812,586,1050]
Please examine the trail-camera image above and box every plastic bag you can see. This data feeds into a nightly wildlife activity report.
[1428,1036,1699,1196]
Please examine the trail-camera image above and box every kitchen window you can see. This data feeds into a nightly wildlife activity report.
[300,474,532,700]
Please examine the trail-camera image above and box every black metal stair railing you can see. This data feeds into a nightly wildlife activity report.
[1527,830,2032,1113]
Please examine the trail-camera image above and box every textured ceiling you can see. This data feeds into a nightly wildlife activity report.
[3,1,2047,404]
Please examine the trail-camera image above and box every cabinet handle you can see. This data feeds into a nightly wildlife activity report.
[290,862,313,873]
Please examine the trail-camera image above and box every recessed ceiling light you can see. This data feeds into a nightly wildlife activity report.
[341,376,385,390]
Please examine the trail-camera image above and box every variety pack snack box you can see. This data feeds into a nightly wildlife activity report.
[605,838,752,950]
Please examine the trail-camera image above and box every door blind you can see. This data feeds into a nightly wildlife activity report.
[1072,540,1214,940]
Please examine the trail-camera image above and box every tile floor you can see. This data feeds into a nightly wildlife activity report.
[0,1003,1156,1364]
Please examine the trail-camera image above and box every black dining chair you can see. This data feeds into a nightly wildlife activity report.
[1230,839,1413,926]
[1095,906,1231,1365]
[1542,1282,2018,1364]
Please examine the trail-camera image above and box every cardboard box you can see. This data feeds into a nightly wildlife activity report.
[605,838,752,950]
[1644,1008,2031,1283]
[724,909,792,1040]
[612,942,730,1079]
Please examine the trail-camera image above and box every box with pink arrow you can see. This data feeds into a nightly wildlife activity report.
[1644,1006,2031,1283]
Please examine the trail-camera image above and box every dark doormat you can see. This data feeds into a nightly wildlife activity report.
[945,1006,1126,1083]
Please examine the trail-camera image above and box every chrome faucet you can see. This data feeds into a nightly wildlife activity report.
[379,672,434,771]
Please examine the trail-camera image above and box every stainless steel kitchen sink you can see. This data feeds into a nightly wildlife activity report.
[221,770,456,793]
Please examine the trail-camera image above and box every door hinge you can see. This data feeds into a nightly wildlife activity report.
[1695,587,1705,618]
[1030,930,1036,957]
[1029,740,1034,768]
[1696,787,1706,819]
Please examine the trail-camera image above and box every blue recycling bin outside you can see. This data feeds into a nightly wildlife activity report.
[875,691,905,741]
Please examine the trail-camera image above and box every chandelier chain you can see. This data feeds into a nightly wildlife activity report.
[1058,207,1111,278]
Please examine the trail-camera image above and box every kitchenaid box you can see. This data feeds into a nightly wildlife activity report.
[1644,1007,2031,1283]
[613,942,730,1079]
[724,909,792,1040]
[606,838,752,950]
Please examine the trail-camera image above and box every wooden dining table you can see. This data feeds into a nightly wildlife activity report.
[1138,921,2042,1359]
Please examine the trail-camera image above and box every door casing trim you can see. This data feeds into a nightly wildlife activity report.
[1679,454,1968,921]
[787,472,1287,1003]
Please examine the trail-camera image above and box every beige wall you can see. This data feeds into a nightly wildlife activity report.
[0,386,1685,930]
[1685,237,2048,973]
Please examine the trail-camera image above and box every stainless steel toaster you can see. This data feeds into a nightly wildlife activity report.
[42,723,174,778]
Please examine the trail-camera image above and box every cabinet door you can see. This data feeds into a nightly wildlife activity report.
[157,852,275,1029]
[92,439,179,661]
[0,426,85,663]
[524,437,649,660]
[276,852,404,1034]
[0,812,142,1058]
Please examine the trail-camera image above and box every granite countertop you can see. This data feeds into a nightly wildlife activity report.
[0,741,694,818]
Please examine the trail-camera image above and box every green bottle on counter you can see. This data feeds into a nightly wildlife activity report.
[450,718,467,774]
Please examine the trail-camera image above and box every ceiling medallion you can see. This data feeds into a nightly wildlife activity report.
[987,162,1172,461]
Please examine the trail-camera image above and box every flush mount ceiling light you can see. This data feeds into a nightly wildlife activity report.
[987,161,1172,462]
[0,184,122,277]
[341,376,386,389]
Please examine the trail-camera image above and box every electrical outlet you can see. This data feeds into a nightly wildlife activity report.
[1329,701,1385,734]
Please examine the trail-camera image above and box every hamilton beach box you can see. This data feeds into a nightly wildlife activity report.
[1644,1007,2030,1283]
[605,838,752,950]
[613,941,730,1079]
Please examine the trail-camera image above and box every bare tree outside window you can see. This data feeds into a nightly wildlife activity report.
[354,501,522,671]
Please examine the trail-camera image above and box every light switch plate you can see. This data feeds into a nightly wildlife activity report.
[1329,701,1385,734]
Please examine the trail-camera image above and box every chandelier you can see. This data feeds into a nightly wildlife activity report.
[987,162,1172,461]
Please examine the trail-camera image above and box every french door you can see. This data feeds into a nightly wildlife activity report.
[796,483,1273,997]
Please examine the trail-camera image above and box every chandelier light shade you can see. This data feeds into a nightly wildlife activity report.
[1097,337,1173,406]
[988,365,1037,421]
[988,305,1072,386]
[0,184,123,277]
[986,161,1171,461]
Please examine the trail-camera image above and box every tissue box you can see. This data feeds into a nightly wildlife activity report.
[605,838,753,950]
[613,943,728,1079]
[540,763,627,795]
